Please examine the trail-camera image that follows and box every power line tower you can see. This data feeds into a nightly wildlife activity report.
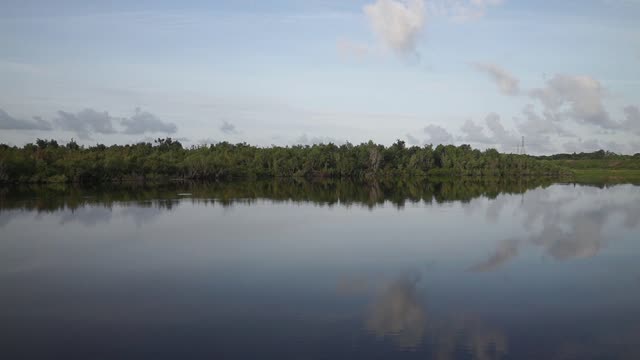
[518,136,526,174]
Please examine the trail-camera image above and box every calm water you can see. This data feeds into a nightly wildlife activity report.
[2,180,640,359]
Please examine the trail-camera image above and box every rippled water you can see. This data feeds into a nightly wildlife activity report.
[2,180,640,359]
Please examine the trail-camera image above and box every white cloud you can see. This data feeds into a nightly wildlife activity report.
[485,112,518,145]
[516,104,575,138]
[120,108,177,135]
[405,133,421,145]
[0,108,52,131]
[530,74,618,129]
[54,108,116,139]
[364,0,427,55]
[460,118,492,143]
[423,124,454,144]
[459,113,519,150]
[472,62,520,96]
[622,105,640,134]
[295,134,342,145]
[220,120,238,134]
[354,0,505,59]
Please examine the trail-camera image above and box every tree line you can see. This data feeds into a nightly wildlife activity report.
[535,149,640,161]
[0,138,570,183]
[535,149,640,172]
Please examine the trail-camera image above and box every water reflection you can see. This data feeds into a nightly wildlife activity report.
[2,181,640,359]
[468,239,519,272]
[1,179,555,229]
[431,317,507,360]
[361,273,508,359]
[470,185,640,271]
[0,178,554,214]
[59,207,113,226]
[365,273,426,349]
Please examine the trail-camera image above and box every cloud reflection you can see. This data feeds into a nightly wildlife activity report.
[468,239,519,272]
[470,186,640,271]
[431,316,508,360]
[365,274,426,349]
[361,273,508,358]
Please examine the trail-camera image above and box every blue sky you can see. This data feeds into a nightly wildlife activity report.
[0,0,639,154]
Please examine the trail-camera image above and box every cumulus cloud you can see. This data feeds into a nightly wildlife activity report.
[486,112,521,146]
[530,74,619,129]
[454,110,568,154]
[120,108,177,135]
[220,120,238,134]
[416,116,521,150]
[517,104,575,138]
[471,68,636,152]
[459,113,519,150]
[521,74,640,147]
[364,0,427,55]
[460,119,492,143]
[2,107,180,139]
[353,0,504,59]
[54,108,116,139]
[405,133,421,145]
[472,62,520,95]
[423,124,454,144]
[295,134,341,145]
[0,108,52,131]
[622,105,640,134]
[514,104,579,154]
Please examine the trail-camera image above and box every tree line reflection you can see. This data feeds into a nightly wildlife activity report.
[0,178,557,213]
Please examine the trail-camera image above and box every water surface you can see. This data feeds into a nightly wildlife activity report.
[2,180,640,359]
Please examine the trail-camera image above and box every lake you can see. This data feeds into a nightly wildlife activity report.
[2,180,640,359]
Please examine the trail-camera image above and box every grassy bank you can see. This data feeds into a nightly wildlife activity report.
[569,169,640,184]
[545,158,640,184]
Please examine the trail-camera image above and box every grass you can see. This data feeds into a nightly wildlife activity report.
[549,159,640,170]
[542,159,640,185]
[570,169,640,185]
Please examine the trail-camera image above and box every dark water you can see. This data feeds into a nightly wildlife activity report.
[2,180,640,359]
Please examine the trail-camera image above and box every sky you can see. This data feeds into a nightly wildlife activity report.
[0,0,639,154]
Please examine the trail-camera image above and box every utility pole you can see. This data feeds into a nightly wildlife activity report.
[521,136,525,155]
